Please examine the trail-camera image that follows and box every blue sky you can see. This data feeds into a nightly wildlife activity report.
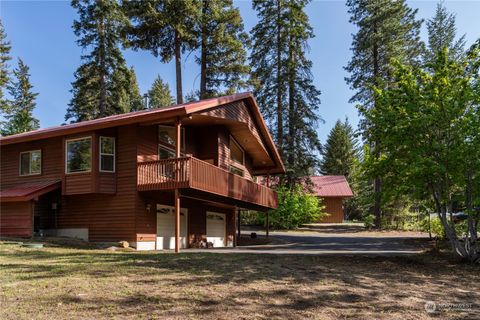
[1,0,479,144]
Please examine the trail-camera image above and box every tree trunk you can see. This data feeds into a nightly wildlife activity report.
[372,18,381,228]
[98,18,107,117]
[174,29,183,104]
[464,169,479,262]
[275,0,283,154]
[199,0,207,99]
[286,35,295,187]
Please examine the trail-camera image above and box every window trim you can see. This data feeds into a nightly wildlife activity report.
[65,136,92,174]
[158,144,183,159]
[229,136,245,166]
[99,136,115,173]
[19,149,42,176]
[158,125,185,151]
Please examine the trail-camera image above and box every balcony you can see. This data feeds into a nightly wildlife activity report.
[137,157,278,209]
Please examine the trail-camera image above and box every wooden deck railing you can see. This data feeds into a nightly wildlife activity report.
[137,157,277,209]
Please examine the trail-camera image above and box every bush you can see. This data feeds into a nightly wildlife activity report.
[362,214,375,229]
[263,185,326,230]
[240,210,262,226]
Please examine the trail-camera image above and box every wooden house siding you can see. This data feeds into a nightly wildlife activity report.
[318,197,345,223]
[59,125,138,242]
[199,101,265,152]
[0,201,33,237]
[0,136,63,189]
[1,94,282,243]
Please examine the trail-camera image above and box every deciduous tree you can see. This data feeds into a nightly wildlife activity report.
[345,0,423,227]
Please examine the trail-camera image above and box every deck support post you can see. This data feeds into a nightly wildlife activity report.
[266,211,269,238]
[237,209,241,239]
[175,118,181,253]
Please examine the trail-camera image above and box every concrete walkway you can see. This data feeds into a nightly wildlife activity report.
[187,224,432,256]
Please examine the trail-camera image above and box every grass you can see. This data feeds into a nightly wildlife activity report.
[0,240,478,319]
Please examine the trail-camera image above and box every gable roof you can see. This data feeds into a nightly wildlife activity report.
[310,176,353,197]
[0,92,285,174]
[0,180,61,202]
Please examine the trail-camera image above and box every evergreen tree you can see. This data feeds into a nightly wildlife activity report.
[345,0,423,227]
[1,59,39,136]
[0,20,11,109]
[111,66,144,112]
[148,75,174,108]
[250,0,288,150]
[320,119,358,177]
[251,0,322,186]
[124,0,201,104]
[424,3,465,63]
[198,0,249,99]
[66,0,139,122]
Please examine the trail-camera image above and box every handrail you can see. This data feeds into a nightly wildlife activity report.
[137,156,277,208]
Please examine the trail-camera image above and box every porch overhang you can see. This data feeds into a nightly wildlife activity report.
[0,180,61,202]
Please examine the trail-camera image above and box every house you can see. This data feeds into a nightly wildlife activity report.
[0,93,285,251]
[310,176,353,223]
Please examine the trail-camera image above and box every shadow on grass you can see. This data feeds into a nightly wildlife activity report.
[1,246,479,319]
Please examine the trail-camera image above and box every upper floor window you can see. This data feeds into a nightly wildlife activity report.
[19,150,41,176]
[158,125,184,150]
[100,136,115,172]
[230,137,244,165]
[230,137,245,177]
[66,137,91,173]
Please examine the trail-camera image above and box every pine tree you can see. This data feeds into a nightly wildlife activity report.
[111,66,144,112]
[124,0,201,104]
[424,3,465,63]
[66,0,139,122]
[320,119,358,177]
[148,75,174,108]
[251,0,322,186]
[250,0,288,150]
[345,0,423,227]
[1,59,39,136]
[0,20,11,108]
[198,0,249,99]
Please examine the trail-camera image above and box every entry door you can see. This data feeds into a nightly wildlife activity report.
[206,212,226,247]
[156,205,188,250]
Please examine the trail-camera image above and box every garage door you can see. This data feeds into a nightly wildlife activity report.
[156,205,188,250]
[206,212,226,247]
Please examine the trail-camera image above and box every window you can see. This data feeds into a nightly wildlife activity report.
[19,150,41,176]
[229,166,244,177]
[230,137,244,165]
[158,145,176,160]
[158,125,184,150]
[66,137,92,173]
[100,136,115,172]
[229,137,245,177]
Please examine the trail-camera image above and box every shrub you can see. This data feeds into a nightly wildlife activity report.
[419,216,446,239]
[362,214,376,229]
[264,185,326,230]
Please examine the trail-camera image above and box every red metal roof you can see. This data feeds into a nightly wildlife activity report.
[310,176,353,198]
[0,92,284,174]
[0,180,61,202]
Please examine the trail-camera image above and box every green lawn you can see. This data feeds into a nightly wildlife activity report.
[0,241,478,319]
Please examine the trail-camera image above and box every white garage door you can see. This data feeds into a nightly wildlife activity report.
[206,212,226,247]
[156,205,188,250]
